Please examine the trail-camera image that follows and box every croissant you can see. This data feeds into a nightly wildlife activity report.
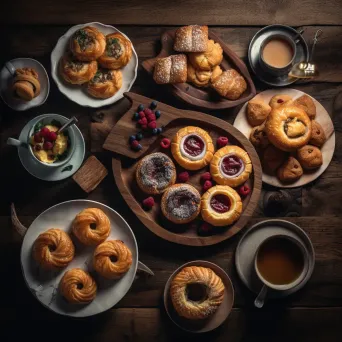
[87,69,122,99]
[174,25,208,52]
[153,54,187,84]
[12,68,41,101]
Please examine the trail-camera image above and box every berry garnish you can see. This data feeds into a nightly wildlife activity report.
[131,140,140,149]
[160,138,171,149]
[151,128,158,135]
[203,180,213,192]
[142,196,155,210]
[144,108,153,116]
[146,113,156,122]
[136,132,143,141]
[238,184,251,197]
[150,101,157,110]
[157,127,163,134]
[138,111,145,119]
[148,121,157,129]
[138,104,144,112]
[277,99,284,104]
[129,135,136,143]
[34,133,42,143]
[34,145,42,151]
[136,144,143,151]
[200,172,212,183]
[138,117,148,126]
[217,136,229,148]
[43,141,53,150]
[133,112,139,121]
[141,124,148,131]
[40,127,50,138]
[197,222,213,236]
[155,110,161,119]
[47,131,57,141]
[178,171,189,183]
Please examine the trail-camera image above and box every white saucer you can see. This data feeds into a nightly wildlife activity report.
[235,219,315,298]
[17,114,85,181]
[0,58,50,111]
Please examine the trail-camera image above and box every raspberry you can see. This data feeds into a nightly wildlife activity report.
[144,108,153,116]
[129,135,136,143]
[148,121,157,129]
[197,222,213,236]
[40,127,50,138]
[34,145,42,151]
[138,111,145,118]
[141,124,148,131]
[200,172,211,183]
[142,196,154,210]
[203,180,213,192]
[155,110,161,119]
[160,138,171,149]
[47,131,57,141]
[146,113,156,122]
[138,117,148,126]
[43,141,53,150]
[131,140,140,149]
[150,101,157,110]
[34,133,42,143]
[138,104,144,112]
[238,184,251,197]
[217,136,229,148]
[178,171,189,183]
[132,112,139,121]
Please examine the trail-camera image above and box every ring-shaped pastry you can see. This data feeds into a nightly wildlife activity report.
[87,69,122,99]
[265,105,312,152]
[201,185,242,226]
[171,126,214,170]
[210,145,252,187]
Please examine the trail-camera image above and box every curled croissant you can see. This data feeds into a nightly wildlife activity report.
[12,68,41,101]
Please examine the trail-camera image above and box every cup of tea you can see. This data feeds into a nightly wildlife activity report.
[259,34,297,76]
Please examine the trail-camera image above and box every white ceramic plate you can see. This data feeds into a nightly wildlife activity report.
[51,22,138,108]
[21,200,138,317]
[234,89,335,188]
[0,58,49,111]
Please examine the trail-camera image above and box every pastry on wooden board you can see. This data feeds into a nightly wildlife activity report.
[269,94,293,109]
[173,25,209,52]
[293,94,316,120]
[153,54,187,84]
[247,99,272,126]
[277,156,303,183]
[297,145,323,170]
[12,68,41,101]
[309,120,326,147]
[87,69,122,99]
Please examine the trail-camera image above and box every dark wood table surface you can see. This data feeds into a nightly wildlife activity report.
[1,1,342,341]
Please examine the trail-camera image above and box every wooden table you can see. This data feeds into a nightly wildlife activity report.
[1,1,342,341]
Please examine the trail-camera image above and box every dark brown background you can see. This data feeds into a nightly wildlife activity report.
[1,1,342,341]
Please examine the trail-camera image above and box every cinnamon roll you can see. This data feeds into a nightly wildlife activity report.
[87,69,122,99]
[12,68,41,101]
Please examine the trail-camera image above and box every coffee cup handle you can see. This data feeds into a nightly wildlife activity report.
[254,285,268,308]
[7,137,27,148]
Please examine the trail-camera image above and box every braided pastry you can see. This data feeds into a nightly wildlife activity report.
[93,240,132,279]
[72,208,111,246]
[170,266,225,320]
[59,268,97,304]
[32,228,75,269]
[12,68,41,101]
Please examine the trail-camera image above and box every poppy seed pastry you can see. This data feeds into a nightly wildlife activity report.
[173,25,208,52]
[277,156,303,183]
[297,145,323,170]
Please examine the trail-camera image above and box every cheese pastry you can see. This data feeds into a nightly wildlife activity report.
[174,25,208,52]
[87,69,122,99]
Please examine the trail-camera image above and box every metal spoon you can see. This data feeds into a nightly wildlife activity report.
[289,29,323,79]
[254,284,268,308]
[57,116,78,134]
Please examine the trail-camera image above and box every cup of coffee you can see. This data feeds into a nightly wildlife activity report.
[259,34,297,76]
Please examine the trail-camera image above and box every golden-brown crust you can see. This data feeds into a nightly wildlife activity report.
[87,69,122,99]
[153,54,187,84]
[293,94,316,120]
[269,94,293,109]
[59,268,97,304]
[262,145,287,173]
[309,120,326,147]
[174,25,208,52]
[170,266,225,320]
[93,240,132,279]
[12,68,41,101]
[72,208,111,245]
[277,156,303,183]
[247,99,272,126]
[210,145,252,187]
[32,228,75,269]
[201,185,242,226]
[187,62,212,87]
[249,123,270,149]
[297,145,323,170]
[171,126,214,170]
[211,65,223,82]
[98,33,132,69]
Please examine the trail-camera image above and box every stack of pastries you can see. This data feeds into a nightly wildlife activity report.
[60,26,133,99]
[153,25,247,100]
[247,93,326,183]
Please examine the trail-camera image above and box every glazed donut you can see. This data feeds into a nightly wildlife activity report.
[201,185,242,226]
[59,268,97,304]
[32,228,75,269]
[93,240,132,279]
[87,69,122,99]
[72,208,111,246]
[210,145,252,187]
[136,152,176,194]
[170,266,225,320]
[265,105,312,152]
[269,94,293,109]
[171,126,214,170]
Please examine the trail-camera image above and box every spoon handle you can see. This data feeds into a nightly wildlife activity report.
[309,29,323,62]
[58,116,78,134]
[7,137,27,148]
[5,62,16,77]
[254,285,268,308]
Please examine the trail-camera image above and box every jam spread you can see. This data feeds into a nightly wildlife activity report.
[221,155,243,176]
[210,194,231,213]
[183,135,205,157]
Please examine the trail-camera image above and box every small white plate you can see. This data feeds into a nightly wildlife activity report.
[21,200,138,317]
[0,58,49,111]
[51,22,138,108]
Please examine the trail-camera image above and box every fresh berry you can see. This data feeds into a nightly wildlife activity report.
[131,140,140,149]
[138,111,145,119]
[150,101,157,110]
[238,184,251,197]
[133,112,139,121]
[157,127,163,134]
[200,172,212,183]
[136,132,143,141]
[40,127,50,138]
[144,108,153,116]
[138,104,144,112]
[146,113,156,122]
[34,145,42,151]
[148,121,157,129]
[43,141,53,150]
[203,180,213,192]
[136,144,143,151]
[152,128,158,135]
[178,171,189,183]
[155,110,161,119]
[160,138,171,149]
[47,131,57,141]
[141,124,148,131]
[34,133,42,143]
[217,136,229,148]
[197,222,213,236]
[129,135,136,143]
[138,117,148,126]
[142,196,155,210]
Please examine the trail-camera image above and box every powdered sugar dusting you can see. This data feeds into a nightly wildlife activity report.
[154,57,172,84]
[170,54,187,83]
[174,25,208,52]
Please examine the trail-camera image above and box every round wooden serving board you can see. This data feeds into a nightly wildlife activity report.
[105,93,262,246]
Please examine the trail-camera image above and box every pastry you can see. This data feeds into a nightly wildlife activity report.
[262,145,287,173]
[87,69,122,99]
[59,53,98,85]
[153,54,187,84]
[211,65,223,82]
[171,126,214,170]
[170,266,225,320]
[297,145,323,170]
[188,39,223,71]
[249,123,269,149]
[210,145,252,187]
[247,99,272,126]
[309,120,326,147]
[59,268,97,304]
[98,33,132,69]
[187,62,212,87]
[136,152,176,194]
[201,185,242,226]
[269,94,293,109]
[265,105,312,151]
[173,25,208,52]
[93,240,132,279]
[293,94,316,120]
[211,69,247,100]
[32,228,75,269]
[161,184,201,224]
[72,208,111,245]
[70,26,106,61]
[277,156,303,183]
[12,68,40,101]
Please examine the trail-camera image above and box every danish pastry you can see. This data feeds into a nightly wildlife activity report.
[309,120,326,147]
[262,145,287,173]
[249,123,269,149]
[170,266,225,320]
[153,54,187,84]
[188,39,223,71]
[161,184,201,224]
[293,94,316,120]
[269,94,293,109]
[33,228,75,269]
[210,145,252,187]
[174,25,208,52]
[136,152,176,194]
[87,69,122,99]
[171,126,214,170]
[277,156,303,183]
[265,105,312,151]
[98,33,132,69]
[297,145,323,170]
[93,240,132,279]
[70,26,106,61]
[72,208,111,246]
[187,62,212,87]
[12,68,40,101]
[59,268,97,304]
[247,99,272,126]
[201,185,242,226]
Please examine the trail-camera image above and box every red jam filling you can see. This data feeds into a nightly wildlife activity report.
[210,194,231,213]
[221,155,243,176]
[183,135,204,157]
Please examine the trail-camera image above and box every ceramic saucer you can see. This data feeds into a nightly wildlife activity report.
[17,114,85,181]
[0,58,50,111]
[235,219,315,298]
[249,25,309,87]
